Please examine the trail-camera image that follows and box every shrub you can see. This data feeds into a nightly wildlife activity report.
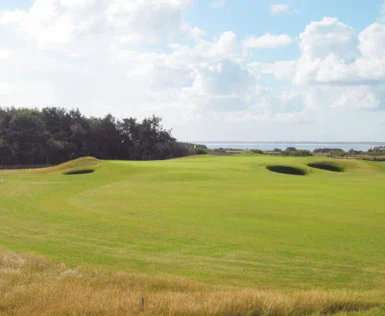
[368,150,385,156]
[327,150,347,157]
[196,148,208,155]
[313,148,345,154]
[285,147,297,152]
[348,149,364,155]
[289,150,313,157]
[251,149,264,154]
[370,146,385,152]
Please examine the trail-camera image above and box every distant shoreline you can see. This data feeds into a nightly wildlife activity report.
[195,141,385,144]
[196,141,385,151]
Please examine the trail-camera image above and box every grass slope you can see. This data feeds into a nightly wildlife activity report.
[1,155,385,296]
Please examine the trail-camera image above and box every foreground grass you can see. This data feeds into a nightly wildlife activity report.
[1,155,385,313]
[0,248,383,315]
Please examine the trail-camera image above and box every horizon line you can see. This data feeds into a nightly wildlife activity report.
[191,141,385,144]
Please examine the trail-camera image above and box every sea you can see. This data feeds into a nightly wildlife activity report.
[201,142,385,152]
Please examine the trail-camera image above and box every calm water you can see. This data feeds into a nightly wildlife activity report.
[202,142,385,151]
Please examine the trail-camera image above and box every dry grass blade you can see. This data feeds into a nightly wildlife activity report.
[0,248,382,315]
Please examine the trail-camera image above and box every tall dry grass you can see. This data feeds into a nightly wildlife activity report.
[0,248,383,315]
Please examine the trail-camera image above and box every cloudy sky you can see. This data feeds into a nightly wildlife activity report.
[1,0,385,141]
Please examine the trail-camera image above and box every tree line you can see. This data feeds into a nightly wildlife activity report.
[0,107,196,166]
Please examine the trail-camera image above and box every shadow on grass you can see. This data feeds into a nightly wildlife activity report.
[63,169,95,175]
[308,162,345,172]
[266,165,307,176]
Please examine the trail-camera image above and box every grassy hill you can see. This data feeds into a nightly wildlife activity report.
[1,154,385,314]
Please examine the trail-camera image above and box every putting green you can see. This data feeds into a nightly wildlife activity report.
[1,155,384,290]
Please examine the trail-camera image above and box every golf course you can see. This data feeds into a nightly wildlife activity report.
[1,154,385,315]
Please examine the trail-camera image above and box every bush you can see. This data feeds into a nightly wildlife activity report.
[285,147,297,152]
[196,148,208,155]
[327,150,347,157]
[367,150,385,156]
[371,146,385,152]
[289,150,313,157]
[348,149,364,155]
[313,148,345,154]
[251,149,264,154]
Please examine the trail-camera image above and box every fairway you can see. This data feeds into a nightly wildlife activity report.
[1,155,385,292]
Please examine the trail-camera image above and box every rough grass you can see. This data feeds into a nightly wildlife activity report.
[0,248,382,315]
[308,162,345,172]
[266,165,308,175]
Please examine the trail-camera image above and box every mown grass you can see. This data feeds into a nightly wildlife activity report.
[0,248,383,315]
[1,155,385,314]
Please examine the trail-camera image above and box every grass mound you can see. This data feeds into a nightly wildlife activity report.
[63,169,95,175]
[0,247,382,315]
[52,157,98,171]
[33,157,99,175]
[308,161,345,172]
[58,157,98,175]
[266,165,307,176]
[54,157,98,175]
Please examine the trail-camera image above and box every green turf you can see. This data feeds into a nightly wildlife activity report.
[1,155,385,290]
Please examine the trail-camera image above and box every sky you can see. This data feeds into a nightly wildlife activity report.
[0,0,385,142]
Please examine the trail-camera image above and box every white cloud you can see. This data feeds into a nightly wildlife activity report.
[0,10,27,24]
[359,23,385,59]
[248,60,297,80]
[247,17,385,117]
[181,23,207,40]
[294,18,385,86]
[193,61,253,95]
[166,31,243,65]
[0,0,198,49]
[258,18,385,112]
[0,0,202,113]
[143,32,257,112]
[330,86,381,109]
[299,17,358,60]
[243,33,293,49]
[0,49,12,59]
[271,4,289,16]
[273,111,313,123]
